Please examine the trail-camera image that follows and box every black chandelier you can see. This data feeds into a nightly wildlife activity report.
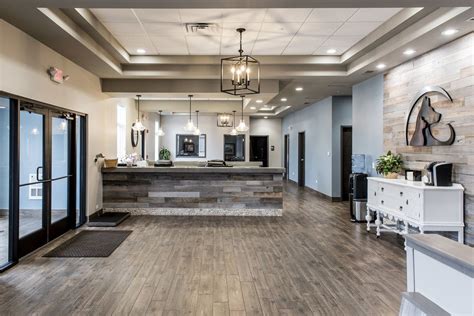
[221,28,260,96]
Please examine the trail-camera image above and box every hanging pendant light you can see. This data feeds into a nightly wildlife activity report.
[221,28,260,96]
[157,110,165,136]
[132,94,146,132]
[184,94,196,132]
[230,110,238,136]
[236,95,249,132]
[193,110,201,135]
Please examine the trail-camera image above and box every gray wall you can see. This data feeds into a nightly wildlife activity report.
[331,96,353,197]
[0,98,8,210]
[282,96,352,198]
[352,74,384,176]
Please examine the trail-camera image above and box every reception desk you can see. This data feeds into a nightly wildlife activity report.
[102,166,284,216]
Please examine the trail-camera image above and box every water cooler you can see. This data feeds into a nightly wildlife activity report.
[349,155,368,222]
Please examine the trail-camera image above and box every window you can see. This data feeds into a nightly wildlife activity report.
[117,105,126,159]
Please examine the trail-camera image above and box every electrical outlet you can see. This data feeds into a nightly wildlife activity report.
[96,204,99,210]
[315,179,318,184]
[292,172,295,176]
[372,162,376,169]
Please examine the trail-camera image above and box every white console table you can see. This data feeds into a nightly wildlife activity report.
[366,178,464,243]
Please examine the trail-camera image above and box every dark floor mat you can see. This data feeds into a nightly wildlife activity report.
[44,230,132,257]
[88,212,130,227]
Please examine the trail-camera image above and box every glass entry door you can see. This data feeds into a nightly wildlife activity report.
[18,104,74,257]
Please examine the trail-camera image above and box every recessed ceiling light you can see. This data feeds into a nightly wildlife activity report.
[442,29,459,36]
[295,87,303,91]
[281,98,287,102]
[264,116,268,119]
[250,106,256,110]
[136,48,146,54]
[376,63,386,70]
[326,48,337,54]
[256,100,263,103]
[403,49,416,56]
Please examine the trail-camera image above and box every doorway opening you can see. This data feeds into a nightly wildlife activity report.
[250,136,269,167]
[284,134,289,180]
[0,94,87,271]
[298,132,305,187]
[340,126,353,201]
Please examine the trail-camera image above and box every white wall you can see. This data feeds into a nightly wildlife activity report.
[0,20,135,215]
[159,114,251,161]
[250,118,282,167]
[352,74,384,176]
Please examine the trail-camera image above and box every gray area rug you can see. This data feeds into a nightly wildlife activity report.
[44,230,132,257]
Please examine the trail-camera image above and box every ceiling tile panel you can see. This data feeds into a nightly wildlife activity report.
[348,8,402,22]
[150,36,188,55]
[264,9,312,22]
[259,22,302,38]
[179,9,223,22]
[297,22,343,36]
[306,8,358,22]
[221,23,261,37]
[283,35,328,54]
[221,36,256,55]
[220,9,266,22]
[333,22,382,36]
[252,37,291,55]
[134,9,181,23]
[142,23,186,36]
[186,36,220,54]
[90,9,137,23]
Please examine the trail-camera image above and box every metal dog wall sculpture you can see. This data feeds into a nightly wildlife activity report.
[405,86,456,146]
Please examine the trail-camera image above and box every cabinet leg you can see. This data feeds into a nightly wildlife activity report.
[458,229,464,244]
[365,208,372,232]
[375,211,382,238]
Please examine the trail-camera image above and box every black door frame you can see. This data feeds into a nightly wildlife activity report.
[340,126,353,202]
[1,91,87,272]
[249,135,269,167]
[298,132,305,187]
[284,134,289,180]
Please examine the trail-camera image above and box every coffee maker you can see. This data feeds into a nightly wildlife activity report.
[424,162,453,186]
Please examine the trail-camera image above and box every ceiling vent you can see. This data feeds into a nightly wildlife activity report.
[185,23,219,34]
[364,70,375,74]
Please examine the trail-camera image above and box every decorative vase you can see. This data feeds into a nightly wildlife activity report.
[384,172,399,179]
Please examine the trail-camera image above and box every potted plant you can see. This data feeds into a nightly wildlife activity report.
[376,151,403,179]
[159,146,171,161]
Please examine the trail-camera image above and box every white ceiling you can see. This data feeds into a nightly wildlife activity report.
[91,8,402,56]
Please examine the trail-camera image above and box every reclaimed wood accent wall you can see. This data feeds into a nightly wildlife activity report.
[103,172,283,211]
[383,33,474,245]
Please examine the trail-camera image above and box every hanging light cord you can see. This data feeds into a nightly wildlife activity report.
[196,110,199,128]
[238,29,243,56]
[188,95,192,121]
[136,95,141,121]
[241,96,245,121]
[233,110,236,126]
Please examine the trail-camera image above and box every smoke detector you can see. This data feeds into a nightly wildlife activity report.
[185,23,219,33]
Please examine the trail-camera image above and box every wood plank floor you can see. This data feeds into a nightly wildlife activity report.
[0,182,406,315]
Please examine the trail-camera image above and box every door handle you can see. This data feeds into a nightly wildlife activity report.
[36,166,43,181]
[301,159,304,161]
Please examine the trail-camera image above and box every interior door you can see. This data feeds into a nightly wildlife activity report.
[49,112,73,240]
[18,104,74,257]
[298,132,305,187]
[18,105,48,257]
[284,134,289,180]
[341,126,353,201]
[250,136,269,167]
